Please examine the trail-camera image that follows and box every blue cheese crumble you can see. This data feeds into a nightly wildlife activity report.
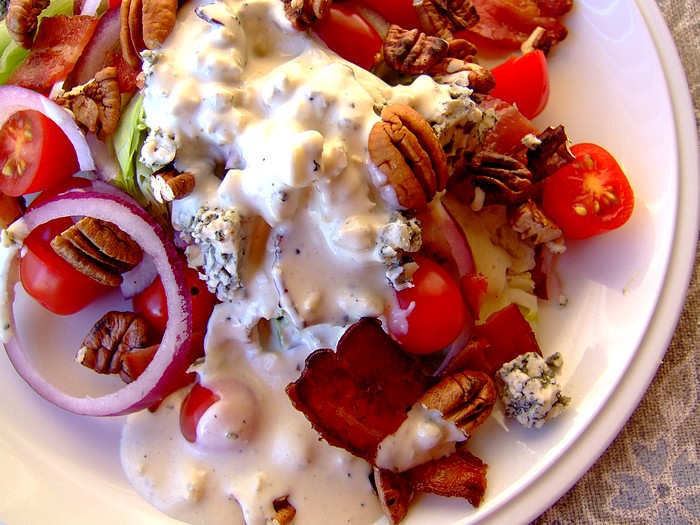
[376,212,422,291]
[496,351,570,428]
[179,205,247,302]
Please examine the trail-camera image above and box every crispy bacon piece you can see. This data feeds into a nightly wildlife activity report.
[7,15,99,94]
[469,0,571,51]
[374,444,488,524]
[286,318,433,462]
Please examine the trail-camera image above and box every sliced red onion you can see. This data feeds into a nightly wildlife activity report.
[85,132,121,182]
[78,0,102,16]
[0,190,192,416]
[121,255,158,299]
[71,5,121,87]
[0,85,95,172]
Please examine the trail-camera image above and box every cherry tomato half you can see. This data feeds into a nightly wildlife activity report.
[20,219,113,315]
[179,382,220,443]
[489,50,549,120]
[133,264,218,340]
[0,110,80,197]
[312,4,383,70]
[386,255,468,354]
[359,0,421,30]
[541,143,634,239]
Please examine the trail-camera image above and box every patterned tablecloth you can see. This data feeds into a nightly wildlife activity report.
[532,1,700,523]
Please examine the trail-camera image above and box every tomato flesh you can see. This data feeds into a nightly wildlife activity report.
[489,50,549,120]
[0,110,80,197]
[541,143,634,239]
[312,4,383,70]
[180,382,220,443]
[387,255,468,354]
[20,219,113,315]
[133,264,217,340]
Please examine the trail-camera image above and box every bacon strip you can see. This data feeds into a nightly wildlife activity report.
[286,318,433,463]
[469,0,570,51]
[7,15,99,94]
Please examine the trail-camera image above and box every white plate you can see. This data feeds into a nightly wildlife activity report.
[1,0,698,524]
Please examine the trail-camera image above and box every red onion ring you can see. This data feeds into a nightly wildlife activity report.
[0,190,192,416]
[0,85,95,172]
[71,5,121,87]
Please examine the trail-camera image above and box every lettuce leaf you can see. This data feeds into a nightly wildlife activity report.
[109,94,171,230]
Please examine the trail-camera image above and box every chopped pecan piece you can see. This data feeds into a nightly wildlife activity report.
[56,66,121,138]
[369,104,449,211]
[525,125,574,180]
[77,311,156,383]
[151,168,196,203]
[5,0,50,48]
[266,496,297,525]
[413,0,479,39]
[418,370,496,436]
[51,216,143,286]
[282,0,333,30]
[508,199,566,253]
[470,151,534,205]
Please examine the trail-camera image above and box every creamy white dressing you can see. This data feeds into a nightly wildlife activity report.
[120,0,490,523]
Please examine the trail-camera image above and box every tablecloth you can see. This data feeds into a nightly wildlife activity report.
[531,1,700,523]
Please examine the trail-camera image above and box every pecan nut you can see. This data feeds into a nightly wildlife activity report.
[56,67,122,138]
[418,370,496,436]
[120,0,177,66]
[369,104,448,211]
[470,151,534,205]
[5,0,50,48]
[76,311,156,383]
[525,125,575,181]
[51,217,143,286]
[282,0,333,30]
[413,0,479,39]
[151,168,196,203]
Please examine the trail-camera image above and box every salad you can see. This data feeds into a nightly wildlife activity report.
[0,0,636,524]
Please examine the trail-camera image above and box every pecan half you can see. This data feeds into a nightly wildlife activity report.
[282,0,333,30]
[142,0,177,50]
[151,168,195,203]
[5,0,50,48]
[56,67,122,138]
[369,104,448,211]
[77,311,156,383]
[373,468,414,525]
[418,370,496,436]
[382,26,450,76]
[413,0,479,39]
[470,151,534,205]
[120,0,177,65]
[51,217,143,286]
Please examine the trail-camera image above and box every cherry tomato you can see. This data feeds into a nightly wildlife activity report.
[359,0,420,30]
[0,192,24,229]
[27,176,92,211]
[133,264,218,340]
[20,219,113,315]
[489,50,549,120]
[0,110,80,197]
[386,255,468,354]
[312,4,383,70]
[541,143,634,239]
[180,382,220,443]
